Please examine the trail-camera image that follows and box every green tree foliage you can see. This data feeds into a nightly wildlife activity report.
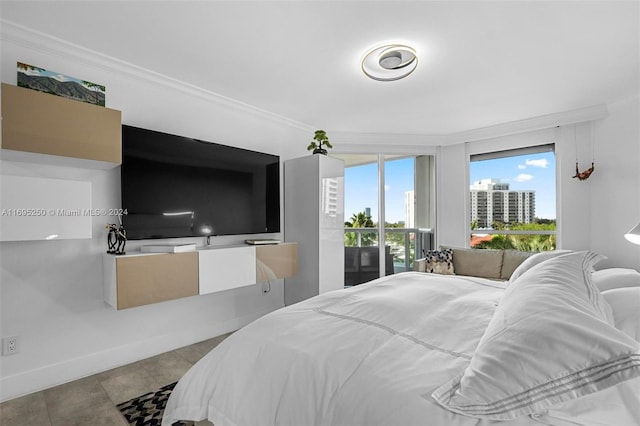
[474,234,516,250]
[344,211,376,247]
[82,80,106,106]
[307,130,333,154]
[384,222,408,250]
[345,211,374,228]
[472,220,556,252]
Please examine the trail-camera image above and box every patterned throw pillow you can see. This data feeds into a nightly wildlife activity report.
[423,248,454,275]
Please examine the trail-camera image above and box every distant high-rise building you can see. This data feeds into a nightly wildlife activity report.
[322,177,340,218]
[405,190,415,228]
[470,179,535,227]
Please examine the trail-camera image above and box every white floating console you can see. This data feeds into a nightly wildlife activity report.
[199,245,257,294]
[103,242,297,310]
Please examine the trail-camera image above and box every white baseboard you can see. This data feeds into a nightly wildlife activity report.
[0,308,272,402]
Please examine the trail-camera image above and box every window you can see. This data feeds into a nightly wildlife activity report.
[469,144,556,251]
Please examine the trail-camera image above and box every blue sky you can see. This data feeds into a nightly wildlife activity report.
[344,158,414,224]
[345,152,556,224]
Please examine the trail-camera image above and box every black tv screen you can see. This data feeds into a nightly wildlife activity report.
[121,125,280,240]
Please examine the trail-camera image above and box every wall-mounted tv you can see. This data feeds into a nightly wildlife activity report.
[121,125,280,240]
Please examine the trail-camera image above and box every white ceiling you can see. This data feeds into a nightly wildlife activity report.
[1,1,638,136]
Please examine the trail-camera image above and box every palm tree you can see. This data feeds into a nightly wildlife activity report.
[346,211,374,228]
[344,210,375,246]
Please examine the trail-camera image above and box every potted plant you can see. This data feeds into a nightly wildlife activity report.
[307,129,333,155]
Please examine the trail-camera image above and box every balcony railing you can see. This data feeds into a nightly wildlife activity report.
[344,227,434,273]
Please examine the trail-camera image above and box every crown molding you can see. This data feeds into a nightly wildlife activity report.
[330,131,445,151]
[445,104,609,145]
[0,20,315,132]
[1,20,614,146]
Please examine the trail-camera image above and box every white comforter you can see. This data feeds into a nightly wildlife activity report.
[162,272,546,426]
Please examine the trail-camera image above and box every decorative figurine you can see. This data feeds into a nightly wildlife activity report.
[115,225,127,255]
[572,162,595,181]
[106,223,118,254]
[106,221,127,255]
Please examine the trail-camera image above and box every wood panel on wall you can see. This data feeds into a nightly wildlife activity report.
[1,83,121,164]
[256,242,298,282]
[115,252,199,309]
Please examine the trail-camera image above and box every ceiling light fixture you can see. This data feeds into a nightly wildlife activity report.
[361,43,418,81]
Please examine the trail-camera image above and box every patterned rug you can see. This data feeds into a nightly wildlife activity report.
[117,381,194,426]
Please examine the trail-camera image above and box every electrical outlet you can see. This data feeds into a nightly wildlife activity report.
[2,336,19,356]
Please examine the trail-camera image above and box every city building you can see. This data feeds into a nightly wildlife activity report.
[470,179,535,227]
[404,190,415,228]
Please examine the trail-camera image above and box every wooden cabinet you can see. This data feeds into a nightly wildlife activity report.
[103,243,298,310]
[1,83,121,166]
[256,243,298,282]
[103,252,199,310]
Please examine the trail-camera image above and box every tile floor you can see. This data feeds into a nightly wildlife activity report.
[0,333,232,426]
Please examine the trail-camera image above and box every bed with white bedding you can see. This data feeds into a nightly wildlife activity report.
[162,251,640,426]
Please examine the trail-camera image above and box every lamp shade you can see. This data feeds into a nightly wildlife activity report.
[624,221,640,245]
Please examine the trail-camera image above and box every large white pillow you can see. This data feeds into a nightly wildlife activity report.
[432,251,640,421]
[592,268,640,292]
[602,287,640,341]
[539,376,640,426]
[507,249,572,283]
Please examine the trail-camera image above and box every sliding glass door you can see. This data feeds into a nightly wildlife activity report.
[342,154,380,286]
[337,153,435,286]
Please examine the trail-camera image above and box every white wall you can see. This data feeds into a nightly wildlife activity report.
[0,24,310,401]
[436,143,469,247]
[590,96,640,268]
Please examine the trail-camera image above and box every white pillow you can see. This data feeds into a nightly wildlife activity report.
[602,287,640,341]
[539,376,640,426]
[432,251,640,421]
[507,249,572,283]
[592,268,640,292]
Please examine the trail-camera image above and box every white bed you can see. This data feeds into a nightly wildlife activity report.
[162,251,640,426]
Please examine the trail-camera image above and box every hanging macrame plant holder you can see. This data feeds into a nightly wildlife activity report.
[572,123,595,181]
[572,162,595,181]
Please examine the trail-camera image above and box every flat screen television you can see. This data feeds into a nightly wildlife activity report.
[121,125,280,240]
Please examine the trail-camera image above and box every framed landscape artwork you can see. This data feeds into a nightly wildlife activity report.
[17,62,105,106]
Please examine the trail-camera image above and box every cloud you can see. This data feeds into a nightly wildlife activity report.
[384,184,391,191]
[515,173,534,182]
[518,164,526,170]
[525,159,549,168]
[52,73,71,82]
